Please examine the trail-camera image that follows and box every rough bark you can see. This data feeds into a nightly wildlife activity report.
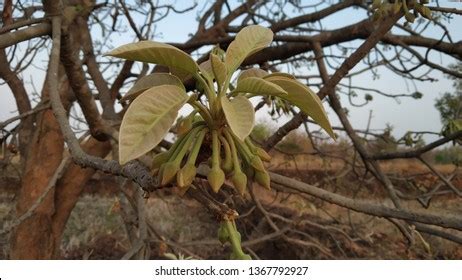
[50,137,111,258]
[9,76,66,259]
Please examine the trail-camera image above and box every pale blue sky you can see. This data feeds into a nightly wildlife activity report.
[153,1,462,143]
[1,1,461,144]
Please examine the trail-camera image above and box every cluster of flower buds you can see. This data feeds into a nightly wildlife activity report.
[152,117,272,195]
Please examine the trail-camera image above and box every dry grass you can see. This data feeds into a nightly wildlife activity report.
[268,150,456,175]
[1,136,461,259]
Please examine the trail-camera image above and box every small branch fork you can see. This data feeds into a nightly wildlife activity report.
[263,11,403,151]
[44,6,158,193]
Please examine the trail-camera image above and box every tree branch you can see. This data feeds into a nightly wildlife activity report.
[263,12,402,151]
[46,13,158,193]
[0,23,50,49]
[270,172,462,231]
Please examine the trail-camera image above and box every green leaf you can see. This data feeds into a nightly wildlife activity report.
[221,96,255,140]
[119,85,189,164]
[225,25,273,74]
[121,73,185,102]
[105,41,199,75]
[263,72,296,80]
[237,68,268,82]
[264,76,335,139]
[199,60,214,83]
[234,77,287,96]
[211,54,227,88]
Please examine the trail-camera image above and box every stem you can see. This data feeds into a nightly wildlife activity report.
[186,128,208,165]
[402,0,409,13]
[188,100,214,127]
[167,125,203,169]
[216,75,232,116]
[173,125,204,165]
[220,75,232,98]
[244,138,258,154]
[163,133,187,160]
[227,127,253,162]
[223,219,251,260]
[224,129,241,173]
[194,73,216,112]
[211,129,220,168]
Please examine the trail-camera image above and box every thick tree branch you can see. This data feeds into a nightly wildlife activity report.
[270,0,362,32]
[371,130,462,160]
[0,23,50,49]
[270,172,462,231]
[0,4,34,159]
[47,13,158,193]
[246,19,462,65]
[263,12,402,151]
[78,17,116,118]
[60,27,112,141]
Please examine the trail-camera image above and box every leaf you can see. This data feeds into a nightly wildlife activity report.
[121,73,185,102]
[221,96,255,140]
[225,25,273,74]
[234,77,287,96]
[199,60,214,82]
[263,72,296,80]
[264,76,335,139]
[171,67,194,83]
[237,68,268,82]
[210,54,227,87]
[105,41,199,75]
[119,85,189,164]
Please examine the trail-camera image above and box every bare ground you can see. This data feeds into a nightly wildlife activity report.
[1,155,461,259]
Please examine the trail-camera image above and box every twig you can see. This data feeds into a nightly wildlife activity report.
[270,172,462,230]
[46,13,159,192]
[0,17,45,34]
[121,239,144,260]
[0,23,51,49]
[371,130,462,160]
[419,156,461,197]
[0,103,50,130]
[263,12,403,150]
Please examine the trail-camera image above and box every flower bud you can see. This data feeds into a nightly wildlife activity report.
[176,163,197,188]
[207,167,225,193]
[254,169,271,190]
[176,116,193,136]
[151,151,170,170]
[255,147,271,162]
[231,171,247,196]
[250,156,265,171]
[160,161,179,186]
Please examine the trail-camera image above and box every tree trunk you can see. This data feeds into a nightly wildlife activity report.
[8,61,112,259]
[50,138,111,258]
[9,107,64,259]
